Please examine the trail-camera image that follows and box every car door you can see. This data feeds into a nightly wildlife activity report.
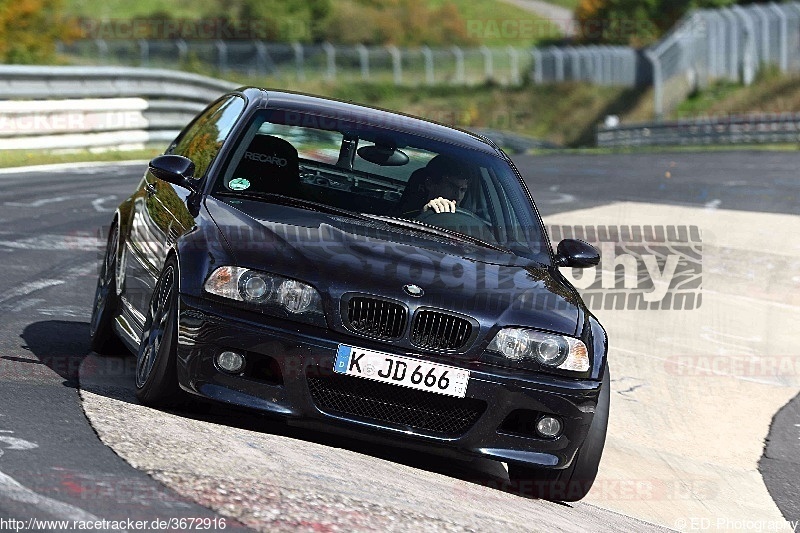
[122,95,246,329]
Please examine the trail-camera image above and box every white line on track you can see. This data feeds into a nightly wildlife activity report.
[92,195,118,213]
[0,436,38,456]
[0,235,102,252]
[0,470,126,530]
[5,194,97,208]
[0,160,149,176]
[0,430,124,530]
[0,280,65,305]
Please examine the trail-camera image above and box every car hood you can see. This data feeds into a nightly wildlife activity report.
[205,197,581,336]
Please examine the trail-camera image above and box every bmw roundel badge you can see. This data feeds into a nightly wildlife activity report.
[403,284,424,297]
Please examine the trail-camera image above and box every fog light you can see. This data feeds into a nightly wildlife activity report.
[535,416,563,438]
[217,351,245,373]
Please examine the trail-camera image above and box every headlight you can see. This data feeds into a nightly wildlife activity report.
[486,328,589,372]
[205,266,323,317]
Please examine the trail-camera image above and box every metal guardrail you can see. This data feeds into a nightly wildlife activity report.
[0,65,553,152]
[0,65,236,150]
[0,65,234,101]
[597,113,800,147]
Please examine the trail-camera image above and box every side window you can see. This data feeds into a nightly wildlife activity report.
[167,95,246,180]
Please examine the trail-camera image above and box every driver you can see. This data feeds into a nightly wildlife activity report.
[421,155,471,214]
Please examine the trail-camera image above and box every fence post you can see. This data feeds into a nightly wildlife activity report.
[356,44,369,80]
[480,46,493,81]
[215,40,228,74]
[387,45,402,84]
[532,48,543,85]
[645,49,664,120]
[568,47,581,81]
[705,12,719,80]
[323,42,336,81]
[732,5,756,85]
[750,4,770,65]
[292,43,305,81]
[770,3,789,73]
[507,46,520,85]
[552,47,564,82]
[95,39,108,64]
[685,15,700,92]
[591,47,603,84]
[422,46,434,85]
[138,39,149,66]
[451,46,465,85]
[613,48,625,87]
[176,39,188,65]
[254,41,267,76]
[720,9,739,82]
[602,46,613,85]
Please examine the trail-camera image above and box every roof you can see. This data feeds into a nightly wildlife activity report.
[237,87,501,156]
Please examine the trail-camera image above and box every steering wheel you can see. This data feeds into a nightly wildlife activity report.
[415,208,497,242]
[416,207,486,225]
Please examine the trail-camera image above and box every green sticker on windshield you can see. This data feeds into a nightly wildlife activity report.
[228,178,250,191]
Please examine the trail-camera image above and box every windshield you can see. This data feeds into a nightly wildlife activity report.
[211,108,549,262]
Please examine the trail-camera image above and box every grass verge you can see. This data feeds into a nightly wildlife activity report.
[674,70,800,119]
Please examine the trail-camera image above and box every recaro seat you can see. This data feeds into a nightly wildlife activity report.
[231,135,300,197]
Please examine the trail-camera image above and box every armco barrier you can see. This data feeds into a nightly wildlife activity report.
[0,65,236,150]
[0,65,554,152]
[597,113,800,147]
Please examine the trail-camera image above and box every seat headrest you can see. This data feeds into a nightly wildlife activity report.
[232,135,300,195]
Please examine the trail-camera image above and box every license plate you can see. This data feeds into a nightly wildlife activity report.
[334,345,470,398]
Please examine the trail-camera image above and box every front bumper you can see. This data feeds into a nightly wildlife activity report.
[176,294,603,470]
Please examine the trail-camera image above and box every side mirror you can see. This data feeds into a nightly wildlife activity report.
[148,155,199,192]
[555,239,600,268]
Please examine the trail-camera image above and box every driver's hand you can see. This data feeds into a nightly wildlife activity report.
[423,197,457,213]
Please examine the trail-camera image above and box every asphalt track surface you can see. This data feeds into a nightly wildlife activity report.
[0,151,796,531]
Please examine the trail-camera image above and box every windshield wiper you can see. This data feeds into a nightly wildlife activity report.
[368,215,512,254]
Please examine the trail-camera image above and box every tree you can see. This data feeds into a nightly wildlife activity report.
[318,0,475,46]
[205,0,332,42]
[576,0,737,47]
[0,0,77,63]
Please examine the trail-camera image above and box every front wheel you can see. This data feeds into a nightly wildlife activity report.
[89,224,125,355]
[135,256,182,407]
[508,365,610,502]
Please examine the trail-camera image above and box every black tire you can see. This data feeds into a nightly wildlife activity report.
[89,224,125,355]
[508,365,610,502]
[135,256,183,407]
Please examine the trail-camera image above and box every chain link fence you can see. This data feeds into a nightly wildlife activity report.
[58,40,648,88]
[55,2,800,118]
[647,2,800,118]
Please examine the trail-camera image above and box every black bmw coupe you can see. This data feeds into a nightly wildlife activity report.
[89,88,609,501]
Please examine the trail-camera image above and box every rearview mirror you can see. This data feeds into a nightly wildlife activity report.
[555,239,600,268]
[357,145,409,166]
[148,155,198,192]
